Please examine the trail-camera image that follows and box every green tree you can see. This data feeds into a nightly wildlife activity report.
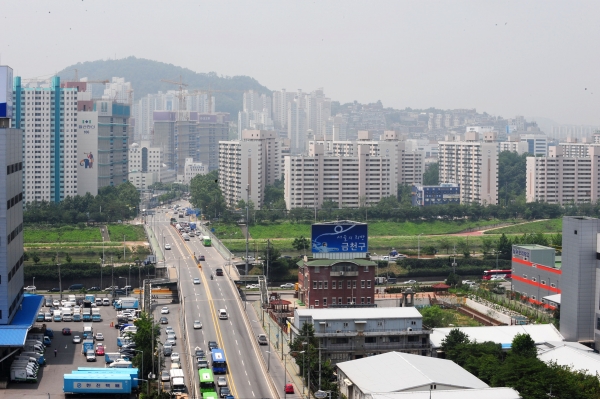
[420,305,454,328]
[292,236,310,252]
[423,162,439,185]
[511,333,537,358]
[439,237,452,254]
[481,237,494,256]
[65,253,72,264]
[261,242,288,280]
[445,272,460,286]
[32,253,41,264]
[397,184,413,205]
[441,328,470,360]
[497,233,512,259]
[263,182,284,206]
[131,312,161,393]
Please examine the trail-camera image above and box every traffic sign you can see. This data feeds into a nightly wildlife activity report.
[315,390,328,399]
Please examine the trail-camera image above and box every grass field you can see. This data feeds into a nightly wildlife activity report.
[248,219,516,240]
[24,226,103,243]
[443,308,483,327]
[107,224,147,241]
[483,219,562,235]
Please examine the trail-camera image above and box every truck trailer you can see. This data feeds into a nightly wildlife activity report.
[10,367,37,382]
[91,308,101,322]
[81,339,94,355]
[63,373,132,394]
[82,308,91,322]
[74,368,139,388]
[114,297,139,310]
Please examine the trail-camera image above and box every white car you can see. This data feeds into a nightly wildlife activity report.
[53,300,60,307]
[171,352,180,362]
[167,332,177,340]
[280,283,294,289]
[193,320,202,329]
[95,333,104,341]
[72,335,81,344]
[166,337,176,346]
[381,256,390,261]
[161,307,170,314]
[246,284,258,289]
[193,278,201,285]
[404,280,417,284]
[165,244,171,250]
[165,326,174,334]
[217,376,227,387]
[24,285,36,292]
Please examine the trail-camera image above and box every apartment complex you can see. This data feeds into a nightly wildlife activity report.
[284,142,392,209]
[526,145,600,204]
[498,139,529,155]
[0,65,26,323]
[438,132,498,205]
[292,308,430,363]
[13,76,78,202]
[238,90,273,137]
[218,130,282,208]
[128,142,161,189]
[183,157,207,184]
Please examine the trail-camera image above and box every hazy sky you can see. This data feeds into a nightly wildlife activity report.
[2,0,600,125]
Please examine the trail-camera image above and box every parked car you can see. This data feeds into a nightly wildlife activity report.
[280,283,295,289]
[171,352,180,362]
[161,370,170,382]
[161,307,169,314]
[44,298,53,306]
[72,335,81,344]
[53,300,60,307]
[193,320,202,329]
[160,316,169,324]
[257,334,268,345]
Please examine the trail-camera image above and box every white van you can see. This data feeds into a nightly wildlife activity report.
[218,309,228,320]
[109,360,133,368]
[121,326,137,335]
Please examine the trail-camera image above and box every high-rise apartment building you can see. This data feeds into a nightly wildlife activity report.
[287,96,307,154]
[272,89,295,130]
[0,65,26,324]
[284,142,392,209]
[526,145,600,204]
[520,130,548,156]
[238,90,273,138]
[219,130,282,208]
[438,131,498,205]
[13,76,78,202]
[102,77,132,104]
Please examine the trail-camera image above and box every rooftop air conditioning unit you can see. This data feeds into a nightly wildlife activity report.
[407,327,413,331]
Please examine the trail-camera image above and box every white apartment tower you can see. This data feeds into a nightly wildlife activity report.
[14,76,78,202]
[526,145,600,204]
[288,96,307,154]
[284,141,393,209]
[219,130,282,209]
[438,131,498,205]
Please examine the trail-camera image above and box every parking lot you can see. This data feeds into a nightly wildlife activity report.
[0,293,181,398]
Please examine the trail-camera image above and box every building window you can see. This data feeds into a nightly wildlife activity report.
[364,337,376,344]
[315,300,319,307]
[335,338,349,344]
[323,298,327,307]
[367,280,371,288]
[353,280,357,288]
[331,298,336,305]
[347,281,351,289]
[347,297,351,304]
[367,297,371,304]
[313,281,317,289]
[343,322,348,327]
[324,281,328,289]
[332,280,336,289]
[361,297,365,304]
[338,281,342,289]
[318,281,323,289]
[364,266,368,272]
[597,317,600,330]
[315,266,320,273]
[352,297,356,304]
[361,280,365,288]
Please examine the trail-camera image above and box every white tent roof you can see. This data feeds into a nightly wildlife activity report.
[368,387,521,399]
[538,345,600,376]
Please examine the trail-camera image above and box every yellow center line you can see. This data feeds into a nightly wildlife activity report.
[174,226,240,398]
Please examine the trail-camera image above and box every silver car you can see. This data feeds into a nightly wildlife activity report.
[193,320,202,329]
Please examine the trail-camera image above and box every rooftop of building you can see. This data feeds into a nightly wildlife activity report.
[337,351,488,393]
[537,344,600,377]
[0,294,44,347]
[430,324,564,349]
[368,388,521,399]
[299,258,375,267]
[296,307,422,321]
[513,244,554,250]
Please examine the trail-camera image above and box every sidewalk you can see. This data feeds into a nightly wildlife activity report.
[249,298,307,399]
[144,223,164,263]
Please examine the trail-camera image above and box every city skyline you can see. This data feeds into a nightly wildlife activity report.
[1,1,600,126]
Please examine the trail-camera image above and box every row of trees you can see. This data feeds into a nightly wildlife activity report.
[24,182,140,224]
[441,330,600,398]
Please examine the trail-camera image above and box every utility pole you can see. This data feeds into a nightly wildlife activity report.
[266,239,270,283]
[123,234,126,261]
[57,249,62,300]
[111,256,114,298]
[245,184,249,276]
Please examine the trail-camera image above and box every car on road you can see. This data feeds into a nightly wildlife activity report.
[208,341,219,351]
[165,326,174,334]
[462,280,475,285]
[280,283,295,289]
[48,288,61,292]
[62,328,71,335]
[166,336,176,346]
[246,284,258,289]
[160,316,169,324]
[114,289,126,295]
[95,345,105,356]
[104,286,119,291]
[53,299,60,307]
[285,384,294,394]
[86,350,96,362]
[72,335,81,344]
[161,370,170,382]
[403,280,417,284]
[24,285,36,292]
[215,268,223,276]
[257,334,268,345]
[195,348,206,358]
[171,352,180,362]
[219,387,231,398]
[197,358,209,369]
[89,286,101,291]
[161,307,169,314]
[95,333,104,341]
[193,320,202,329]
[193,278,201,285]
[165,243,171,250]
[217,376,227,387]
[382,256,390,261]
[163,343,173,356]
[197,255,205,261]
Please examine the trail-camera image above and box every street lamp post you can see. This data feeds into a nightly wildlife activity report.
[32,277,35,290]
[119,277,128,296]
[134,378,150,397]
[418,233,423,259]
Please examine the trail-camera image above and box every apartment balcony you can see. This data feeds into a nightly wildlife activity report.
[320,341,429,353]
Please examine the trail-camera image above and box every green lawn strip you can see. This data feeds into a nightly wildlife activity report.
[25,242,124,248]
[107,224,147,241]
[483,219,562,235]
[24,226,103,243]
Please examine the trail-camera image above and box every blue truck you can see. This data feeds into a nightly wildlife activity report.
[63,373,132,394]
[73,368,139,388]
[81,339,94,355]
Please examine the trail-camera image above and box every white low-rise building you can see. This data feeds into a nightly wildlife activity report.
[182,158,207,184]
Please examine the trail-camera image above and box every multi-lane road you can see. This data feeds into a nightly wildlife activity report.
[152,205,276,399]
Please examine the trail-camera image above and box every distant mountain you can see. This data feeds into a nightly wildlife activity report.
[56,56,272,116]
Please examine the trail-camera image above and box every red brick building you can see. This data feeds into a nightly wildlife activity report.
[297,258,376,308]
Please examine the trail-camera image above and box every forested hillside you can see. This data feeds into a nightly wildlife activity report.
[56,56,271,115]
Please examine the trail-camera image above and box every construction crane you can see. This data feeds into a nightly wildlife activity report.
[161,76,189,120]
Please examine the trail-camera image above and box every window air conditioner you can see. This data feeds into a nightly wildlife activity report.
[407,327,412,331]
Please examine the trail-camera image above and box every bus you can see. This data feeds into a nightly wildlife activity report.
[202,236,212,246]
[202,392,219,399]
[211,349,227,374]
[482,269,512,280]
[198,368,215,393]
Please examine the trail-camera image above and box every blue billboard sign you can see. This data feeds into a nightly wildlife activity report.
[311,223,368,254]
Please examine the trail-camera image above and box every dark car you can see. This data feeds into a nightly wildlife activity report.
[219,387,231,398]
[62,328,71,335]
[197,255,205,261]
[114,289,126,295]
[208,341,219,351]
[89,286,101,291]
[159,316,169,324]
[197,359,209,369]
[215,268,223,276]
[48,288,60,292]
